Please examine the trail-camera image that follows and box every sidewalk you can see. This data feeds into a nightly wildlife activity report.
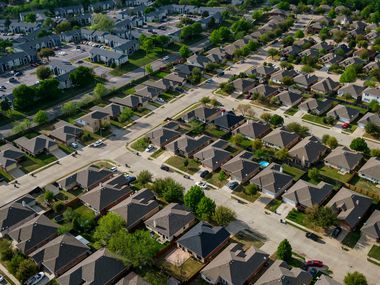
[0,262,20,285]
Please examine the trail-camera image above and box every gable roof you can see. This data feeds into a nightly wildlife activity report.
[311,78,340,93]
[235,120,272,139]
[117,272,151,285]
[212,112,245,130]
[50,122,83,143]
[359,157,380,181]
[58,167,113,190]
[146,127,181,147]
[166,135,212,156]
[358,113,380,128]
[231,78,256,93]
[315,275,342,285]
[221,151,260,181]
[110,95,147,108]
[298,98,333,114]
[324,146,363,171]
[361,210,380,241]
[289,136,328,165]
[182,106,221,123]
[14,134,57,155]
[135,86,162,99]
[262,129,300,149]
[177,221,230,259]
[293,74,318,87]
[201,243,269,285]
[250,84,278,97]
[194,140,231,170]
[0,144,25,169]
[337,84,365,98]
[276,90,302,107]
[326,105,360,121]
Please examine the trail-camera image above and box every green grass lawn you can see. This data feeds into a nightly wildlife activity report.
[287,209,306,226]
[59,143,74,154]
[159,257,203,281]
[205,171,228,188]
[282,164,305,181]
[231,230,265,249]
[351,176,380,198]
[320,166,354,183]
[342,104,367,115]
[342,231,361,248]
[151,148,165,159]
[205,125,228,138]
[131,137,150,151]
[165,156,200,175]
[302,114,331,127]
[154,71,170,79]
[285,106,299,116]
[233,187,260,203]
[368,245,380,261]
[20,153,57,173]
[0,168,13,182]
[265,199,283,212]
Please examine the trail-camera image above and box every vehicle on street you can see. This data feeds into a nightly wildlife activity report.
[14,71,22,77]
[25,272,45,285]
[305,232,319,241]
[0,85,6,90]
[109,166,117,172]
[0,275,4,282]
[199,170,209,178]
[218,71,224,76]
[91,140,103,147]
[71,142,78,149]
[125,175,136,184]
[227,181,239,190]
[77,60,84,63]
[331,226,342,238]
[145,144,154,152]
[160,165,170,171]
[183,175,191,179]
[305,260,324,268]
[8,77,18,83]
[342,122,350,129]
[206,79,213,83]
[195,181,207,189]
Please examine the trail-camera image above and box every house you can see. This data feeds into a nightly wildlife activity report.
[231,78,256,94]
[299,48,319,59]
[113,39,140,55]
[255,260,312,285]
[8,215,59,255]
[363,61,380,73]
[311,78,340,94]
[117,272,151,285]
[358,157,380,184]
[250,65,277,79]
[31,234,90,277]
[293,74,318,89]
[339,57,365,68]
[298,98,333,115]
[326,105,360,123]
[54,5,84,16]
[250,84,278,98]
[144,78,176,92]
[201,243,269,285]
[88,0,115,12]
[145,203,196,243]
[312,41,333,52]
[49,121,83,145]
[9,21,40,34]
[166,135,213,158]
[165,72,186,86]
[91,103,124,120]
[173,64,192,78]
[358,113,380,129]
[177,221,230,263]
[327,187,372,231]
[270,69,298,84]
[262,128,301,150]
[194,140,231,171]
[0,195,37,235]
[324,146,363,174]
[315,275,342,285]
[57,248,127,285]
[90,47,128,66]
[58,167,114,191]
[212,112,246,131]
[110,95,148,110]
[337,84,365,99]
[361,210,380,242]
[282,180,334,210]
[111,189,160,230]
[135,86,162,101]
[362,87,380,104]
[187,54,211,69]
[320,53,344,66]
[80,175,133,215]
[182,106,221,123]
[282,45,302,57]
[0,144,25,172]
[0,51,36,74]
[49,60,76,89]
[206,47,226,63]
[276,90,302,107]
[146,127,181,148]
[289,136,328,167]
[250,163,293,198]
[14,135,58,156]
[233,120,271,139]
[221,151,260,183]
[75,110,110,133]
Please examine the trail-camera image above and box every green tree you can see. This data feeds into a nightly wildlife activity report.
[371,148,380,157]
[368,100,380,112]
[340,65,357,83]
[196,196,216,221]
[270,114,284,126]
[37,47,55,61]
[93,212,125,246]
[93,83,108,102]
[244,184,258,195]
[43,190,54,203]
[69,66,95,87]
[13,84,36,111]
[230,133,244,146]
[184,185,205,211]
[179,44,191,58]
[350,138,369,154]
[294,30,304,38]
[268,48,279,59]
[252,139,263,150]
[55,20,71,33]
[286,122,309,137]
[36,66,52,80]
[15,259,38,283]
[61,101,78,116]
[305,206,337,228]
[212,206,236,226]
[301,65,314,73]
[189,67,202,84]
[145,64,153,75]
[218,170,226,181]
[274,148,288,161]
[24,13,36,23]
[150,177,184,203]
[200,96,211,105]
[91,13,114,32]
[276,239,292,261]
[137,170,153,186]
[260,113,272,122]
[52,201,65,213]
[308,168,320,181]
[119,107,134,123]
[344,272,367,285]
[33,110,48,125]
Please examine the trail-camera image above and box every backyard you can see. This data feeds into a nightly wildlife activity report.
[231,229,265,249]
[351,176,380,198]
[319,166,354,183]
[282,164,305,181]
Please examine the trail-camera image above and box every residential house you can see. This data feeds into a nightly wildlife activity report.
[182,106,221,123]
[144,78,177,92]
[339,57,365,68]
[88,1,115,12]
[187,54,210,69]
[0,51,36,74]
[166,135,213,158]
[0,144,25,172]
[31,234,90,277]
[262,128,301,150]
[212,112,246,132]
[173,64,192,78]
[337,84,365,99]
[362,87,380,104]
[327,187,372,231]
[194,139,231,171]
[282,45,302,57]
[49,60,76,89]
[324,146,363,174]
[54,5,84,16]
[315,275,342,285]
[221,151,260,183]
[250,163,293,198]
[327,104,360,123]
[250,65,277,79]
[8,215,59,255]
[165,72,186,86]
[311,78,340,95]
[231,78,256,95]
[177,221,230,263]
[58,167,114,191]
[9,21,40,34]
[49,121,83,145]
[270,69,298,85]
[14,135,58,156]
[90,47,128,66]
[146,127,181,148]
[110,95,148,110]
[358,112,380,129]
[0,195,37,235]
[113,39,140,56]
[250,84,278,98]
[363,61,380,73]
[255,260,312,285]
[233,120,271,139]
[361,210,380,242]
[145,203,196,243]
[80,175,133,215]
[91,103,124,120]
[358,157,380,184]
[75,110,110,133]
[57,248,127,285]
[276,90,302,108]
[201,243,269,285]
[289,136,328,167]
[111,189,160,230]
[206,47,226,63]
[298,98,333,115]
[320,53,344,66]
[116,272,151,285]
[282,180,334,210]
[293,74,318,89]
[135,86,162,101]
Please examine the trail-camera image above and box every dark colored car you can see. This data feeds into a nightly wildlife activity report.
[306,260,324,268]
[309,268,318,277]
[199,170,209,178]
[125,175,136,184]
[227,181,239,190]
[331,226,342,238]
[54,215,64,223]
[160,165,170,171]
[305,232,319,241]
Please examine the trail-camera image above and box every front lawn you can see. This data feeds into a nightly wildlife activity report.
[0,168,13,182]
[319,166,354,183]
[151,148,165,159]
[131,137,150,151]
[205,171,228,188]
[342,231,361,248]
[286,209,306,227]
[231,230,265,249]
[165,156,200,175]
[285,106,299,116]
[368,245,380,261]
[20,153,57,173]
[232,188,260,203]
[302,114,331,127]
[265,199,283,212]
[282,164,305,181]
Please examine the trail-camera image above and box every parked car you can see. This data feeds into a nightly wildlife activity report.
[156,97,165,104]
[0,275,4,282]
[0,85,6,90]
[145,144,154,152]
[227,181,239,190]
[8,77,18,83]
[305,232,319,241]
[160,165,170,171]
[125,175,136,184]
[14,71,22,77]
[199,170,209,178]
[162,55,169,60]
[331,226,342,238]
[91,140,103,147]
[25,272,45,285]
[309,268,318,277]
[195,181,207,189]
[109,166,117,172]
[54,215,64,223]
[305,260,324,268]
[71,142,78,149]
[342,122,350,129]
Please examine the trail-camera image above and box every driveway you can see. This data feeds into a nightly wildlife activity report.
[51,149,68,159]
[8,168,25,179]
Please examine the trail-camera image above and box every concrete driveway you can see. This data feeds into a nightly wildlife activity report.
[51,149,68,159]
[8,168,25,179]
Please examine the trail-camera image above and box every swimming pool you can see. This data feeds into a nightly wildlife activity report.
[259,161,270,168]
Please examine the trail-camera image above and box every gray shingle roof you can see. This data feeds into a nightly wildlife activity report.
[289,136,328,165]
[358,113,380,128]
[324,146,363,172]
[116,272,151,285]
[262,129,300,149]
[14,134,57,155]
[221,151,260,182]
[326,105,360,122]
[361,210,380,241]
[358,157,380,182]
[234,120,272,139]
[0,144,25,169]
[110,95,147,108]
[311,78,340,93]
[276,90,302,107]
[315,275,342,285]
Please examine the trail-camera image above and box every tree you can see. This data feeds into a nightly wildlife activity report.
[260,113,272,122]
[274,148,288,161]
[13,84,36,111]
[38,47,55,61]
[33,110,48,124]
[236,104,253,116]
[294,30,304,38]
[145,64,153,75]
[230,133,244,146]
[15,259,38,283]
[270,114,284,126]
[93,83,108,101]
[344,272,368,285]
[184,185,204,211]
[154,35,170,52]
[308,168,320,181]
[179,44,191,58]
[252,9,263,20]
[212,206,236,226]
[268,48,279,59]
[252,139,263,150]
[55,20,71,33]
[244,184,258,195]
[218,170,226,181]
[209,98,219,107]
[371,148,380,157]
[24,13,36,23]
[305,206,337,228]
[368,100,380,112]
[276,239,292,261]
[340,65,357,83]
[350,138,369,154]
[322,135,338,149]
[324,115,336,125]
[91,13,114,32]
[196,196,216,221]
[137,170,153,186]
[301,65,314,73]
[61,101,78,116]
[200,96,211,105]
[189,67,202,84]
[286,122,309,137]
[52,201,65,213]
[220,82,234,94]
[150,177,184,203]
[93,212,126,246]
[282,35,294,46]
[69,66,95,87]
[12,119,31,134]
[0,98,11,113]
[36,66,52,80]
[43,190,54,203]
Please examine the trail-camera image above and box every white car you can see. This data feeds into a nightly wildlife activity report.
[156,97,165,104]
[0,275,4,282]
[145,144,154,152]
[91,140,103,147]
[25,272,45,285]
[162,55,169,60]
[109,166,117,172]
[195,181,207,189]
[71,142,78,149]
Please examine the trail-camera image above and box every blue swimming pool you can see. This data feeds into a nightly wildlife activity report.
[259,161,270,168]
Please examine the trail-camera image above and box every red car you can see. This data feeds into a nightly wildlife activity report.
[342,123,350,129]
[306,260,324,268]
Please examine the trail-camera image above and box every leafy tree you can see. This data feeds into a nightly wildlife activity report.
[140,36,155,56]
[260,113,272,122]
[0,98,11,112]
[252,9,263,20]
[15,259,38,283]
[218,170,226,181]
[184,185,204,211]
[12,119,31,134]
[200,96,211,105]
[43,190,54,203]
[150,177,184,203]
[252,139,263,150]
[69,66,95,87]
[286,122,308,137]
[244,184,258,195]
[344,272,368,285]
[13,84,36,111]
[93,83,108,101]
[209,98,219,107]
[308,168,320,181]
[153,35,170,52]
[268,48,279,59]
[196,196,216,221]
[270,114,284,126]
[274,148,288,161]
[38,47,55,61]
[93,212,125,246]
[189,67,202,84]
[33,110,49,124]
[137,170,153,186]
[145,64,153,75]
[213,206,236,226]
[230,133,244,146]
[282,35,294,46]
[61,101,78,116]
[371,148,380,157]
[118,107,134,123]
[340,65,357,83]
[52,201,65,213]
[323,115,336,125]
[368,100,380,112]
[36,66,52,80]
[91,13,114,32]
[294,30,304,38]
[63,207,79,223]
[276,239,292,261]
[24,13,36,23]
[305,206,337,228]
[55,20,71,33]
[179,44,191,58]
[220,82,234,94]
[350,138,369,154]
